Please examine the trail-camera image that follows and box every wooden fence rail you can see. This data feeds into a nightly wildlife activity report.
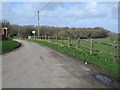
[81,39,120,47]
[30,35,119,62]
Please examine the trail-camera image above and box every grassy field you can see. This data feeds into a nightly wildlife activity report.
[0,40,21,54]
[58,38,120,59]
[59,38,119,53]
[28,39,119,77]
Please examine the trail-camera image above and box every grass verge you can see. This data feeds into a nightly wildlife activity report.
[0,40,21,54]
[28,39,119,77]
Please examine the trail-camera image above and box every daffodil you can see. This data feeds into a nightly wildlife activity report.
[99,51,103,54]
[80,50,83,51]
[89,51,92,54]
[68,45,70,47]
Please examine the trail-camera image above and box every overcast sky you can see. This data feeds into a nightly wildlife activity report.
[2,1,118,33]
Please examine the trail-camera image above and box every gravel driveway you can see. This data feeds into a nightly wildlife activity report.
[2,39,109,88]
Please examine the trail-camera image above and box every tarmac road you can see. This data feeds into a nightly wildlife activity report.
[2,39,108,88]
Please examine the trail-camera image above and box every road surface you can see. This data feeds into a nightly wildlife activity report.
[2,39,109,88]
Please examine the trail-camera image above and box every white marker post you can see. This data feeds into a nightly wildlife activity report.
[32,31,35,39]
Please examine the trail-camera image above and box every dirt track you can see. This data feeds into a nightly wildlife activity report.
[2,39,112,88]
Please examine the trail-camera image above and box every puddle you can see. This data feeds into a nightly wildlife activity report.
[95,74,112,86]
[81,66,90,72]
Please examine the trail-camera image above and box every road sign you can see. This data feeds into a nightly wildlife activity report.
[32,31,35,34]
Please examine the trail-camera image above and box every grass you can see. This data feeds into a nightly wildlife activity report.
[60,38,119,53]
[60,38,120,64]
[28,39,119,77]
[0,40,21,54]
[59,38,120,58]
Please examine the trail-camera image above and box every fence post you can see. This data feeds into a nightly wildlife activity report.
[45,35,47,40]
[53,37,55,42]
[52,37,54,42]
[56,36,58,42]
[112,41,116,63]
[51,36,52,41]
[90,39,94,54]
[77,37,80,50]
[42,35,44,40]
[34,33,35,39]
[48,36,50,41]
[61,37,63,44]
[68,37,71,46]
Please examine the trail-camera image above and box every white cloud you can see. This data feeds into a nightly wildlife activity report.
[2,1,118,33]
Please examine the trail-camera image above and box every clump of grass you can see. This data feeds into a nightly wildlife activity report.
[28,39,119,77]
[0,40,21,54]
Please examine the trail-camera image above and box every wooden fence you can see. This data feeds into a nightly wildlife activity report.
[29,35,120,63]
